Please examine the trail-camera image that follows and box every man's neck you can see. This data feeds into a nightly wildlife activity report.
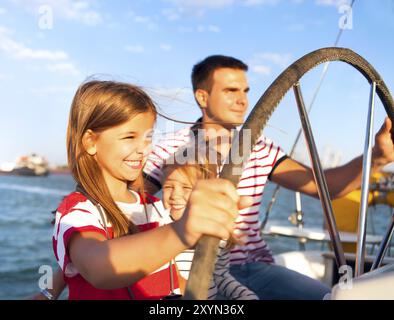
[201,114,235,134]
[200,118,235,157]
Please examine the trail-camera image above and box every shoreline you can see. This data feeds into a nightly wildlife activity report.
[49,168,71,175]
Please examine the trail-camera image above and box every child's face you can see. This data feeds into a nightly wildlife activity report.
[162,167,194,220]
[93,112,155,191]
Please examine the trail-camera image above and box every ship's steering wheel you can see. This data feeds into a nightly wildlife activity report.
[184,47,394,300]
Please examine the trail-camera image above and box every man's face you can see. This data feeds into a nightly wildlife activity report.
[200,68,249,126]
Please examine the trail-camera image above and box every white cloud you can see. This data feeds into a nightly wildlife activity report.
[125,45,145,53]
[197,25,218,32]
[166,0,235,10]
[78,10,102,25]
[16,48,68,60]
[251,65,271,75]
[0,8,7,15]
[127,10,157,29]
[190,25,222,33]
[164,0,281,18]
[0,26,68,61]
[253,52,292,68]
[208,25,221,33]
[46,62,80,75]
[166,0,281,12]
[162,8,181,21]
[0,25,80,76]
[10,0,103,25]
[243,0,280,6]
[164,0,232,17]
[160,43,172,51]
[315,0,349,8]
[250,52,292,76]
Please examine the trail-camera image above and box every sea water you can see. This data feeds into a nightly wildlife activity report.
[0,174,74,299]
[0,174,392,299]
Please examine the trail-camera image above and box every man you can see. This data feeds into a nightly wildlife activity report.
[143,55,394,299]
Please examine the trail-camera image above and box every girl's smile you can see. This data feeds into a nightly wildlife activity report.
[124,160,143,170]
[88,111,155,201]
[162,167,194,220]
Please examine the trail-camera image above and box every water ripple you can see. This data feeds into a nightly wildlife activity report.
[0,183,69,196]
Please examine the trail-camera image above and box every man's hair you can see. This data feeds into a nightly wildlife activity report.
[191,55,248,93]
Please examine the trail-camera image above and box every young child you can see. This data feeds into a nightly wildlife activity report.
[31,149,254,300]
[162,148,258,300]
[52,80,248,299]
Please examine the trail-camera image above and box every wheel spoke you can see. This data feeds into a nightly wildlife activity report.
[293,82,347,268]
[355,82,377,276]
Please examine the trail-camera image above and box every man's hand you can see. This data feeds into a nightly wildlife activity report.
[372,117,394,170]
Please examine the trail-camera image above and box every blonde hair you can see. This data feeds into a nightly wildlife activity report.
[67,80,157,238]
[162,142,219,185]
[162,145,237,248]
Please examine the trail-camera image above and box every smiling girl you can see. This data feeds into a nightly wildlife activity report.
[53,80,247,299]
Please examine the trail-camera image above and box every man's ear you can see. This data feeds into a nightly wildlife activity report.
[82,129,97,156]
[195,89,209,109]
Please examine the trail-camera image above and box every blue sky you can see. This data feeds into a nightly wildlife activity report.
[0,0,394,168]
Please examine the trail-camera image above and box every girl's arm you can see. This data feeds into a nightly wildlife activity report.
[69,179,245,290]
[69,223,187,289]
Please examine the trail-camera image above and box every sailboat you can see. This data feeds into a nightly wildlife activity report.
[263,171,394,290]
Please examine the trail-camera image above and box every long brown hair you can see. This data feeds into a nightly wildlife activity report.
[67,80,157,238]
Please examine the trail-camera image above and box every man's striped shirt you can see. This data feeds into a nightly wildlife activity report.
[144,125,287,265]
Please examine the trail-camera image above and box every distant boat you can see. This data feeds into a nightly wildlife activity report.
[10,153,50,177]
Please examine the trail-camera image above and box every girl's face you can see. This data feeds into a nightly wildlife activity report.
[162,167,194,220]
[93,111,155,193]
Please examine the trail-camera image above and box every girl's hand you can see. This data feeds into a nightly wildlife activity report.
[173,179,252,247]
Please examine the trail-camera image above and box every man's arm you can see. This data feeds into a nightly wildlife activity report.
[270,156,364,199]
[271,117,394,199]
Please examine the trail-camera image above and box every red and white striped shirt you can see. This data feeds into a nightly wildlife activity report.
[52,190,181,299]
[144,124,287,265]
